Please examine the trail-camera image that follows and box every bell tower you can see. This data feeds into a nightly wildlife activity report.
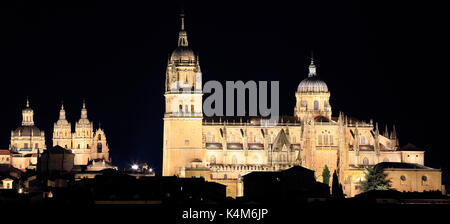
[53,102,72,149]
[162,11,204,176]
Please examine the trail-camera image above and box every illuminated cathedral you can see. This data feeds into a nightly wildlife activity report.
[8,99,110,169]
[163,13,444,197]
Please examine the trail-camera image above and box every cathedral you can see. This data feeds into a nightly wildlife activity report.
[162,13,444,197]
[8,99,111,169]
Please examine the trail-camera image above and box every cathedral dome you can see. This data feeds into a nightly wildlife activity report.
[13,126,42,137]
[297,76,328,93]
[170,46,195,62]
[297,59,328,93]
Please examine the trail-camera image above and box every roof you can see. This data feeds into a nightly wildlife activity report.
[399,143,423,151]
[375,162,436,170]
[0,150,11,155]
[43,145,73,154]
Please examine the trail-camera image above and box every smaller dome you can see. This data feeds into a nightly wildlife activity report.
[13,126,42,137]
[297,76,329,93]
[170,46,195,62]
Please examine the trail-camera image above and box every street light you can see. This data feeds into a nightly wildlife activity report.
[131,164,139,170]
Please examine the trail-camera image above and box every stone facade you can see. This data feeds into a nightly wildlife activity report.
[52,102,110,166]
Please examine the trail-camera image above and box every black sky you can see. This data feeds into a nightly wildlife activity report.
[0,0,447,185]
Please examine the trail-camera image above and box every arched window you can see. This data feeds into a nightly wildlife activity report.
[314,101,319,111]
[232,155,237,165]
[179,104,183,112]
[210,155,216,164]
[98,134,102,140]
[302,101,307,109]
[360,136,366,145]
[185,105,189,113]
[97,143,102,153]
[318,135,322,145]
[191,105,194,113]
[324,101,328,108]
[324,135,328,145]
[363,157,369,165]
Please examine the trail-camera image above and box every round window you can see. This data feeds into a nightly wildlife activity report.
[422,176,427,181]
[400,175,406,181]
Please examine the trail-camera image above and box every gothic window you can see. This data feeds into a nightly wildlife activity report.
[329,135,333,145]
[314,101,319,111]
[97,143,102,153]
[360,136,366,145]
[98,134,102,140]
[363,157,369,165]
[324,135,328,145]
[232,155,237,165]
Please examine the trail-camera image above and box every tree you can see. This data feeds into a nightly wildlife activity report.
[361,166,391,192]
[332,170,344,198]
[322,165,331,185]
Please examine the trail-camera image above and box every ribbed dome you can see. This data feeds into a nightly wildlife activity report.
[297,76,328,93]
[13,126,42,137]
[170,46,195,62]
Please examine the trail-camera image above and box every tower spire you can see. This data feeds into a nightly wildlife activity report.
[308,53,317,77]
[177,10,189,47]
[81,99,88,119]
[180,10,185,31]
[26,97,30,108]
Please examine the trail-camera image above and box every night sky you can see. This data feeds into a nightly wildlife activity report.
[0,1,447,184]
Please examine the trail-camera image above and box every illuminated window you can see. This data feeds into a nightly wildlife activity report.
[232,155,237,165]
[360,136,366,145]
[363,157,369,165]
